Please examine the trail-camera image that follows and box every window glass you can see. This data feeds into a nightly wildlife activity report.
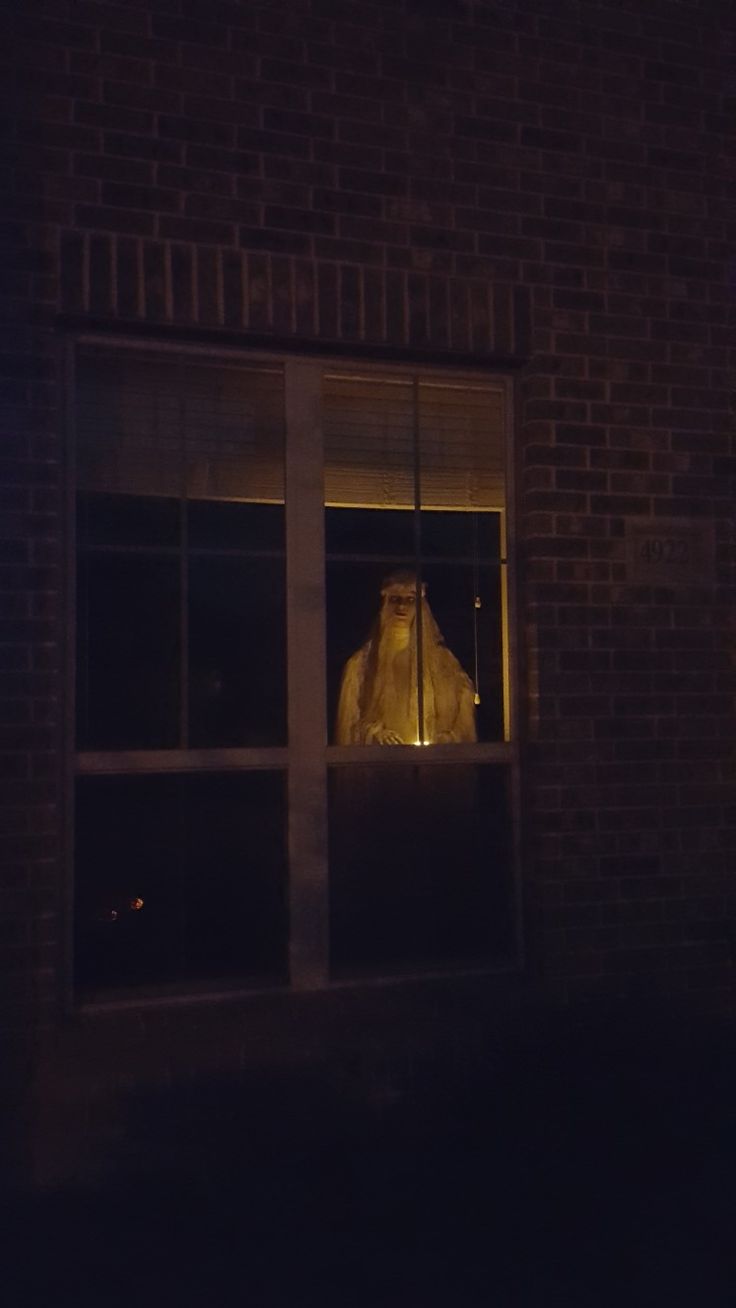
[324,372,506,746]
[325,516,504,743]
[76,552,180,750]
[75,351,286,750]
[188,500,284,552]
[77,491,180,549]
[419,508,500,560]
[417,380,505,513]
[188,554,286,747]
[418,559,505,743]
[329,764,513,976]
[324,506,413,559]
[74,771,287,994]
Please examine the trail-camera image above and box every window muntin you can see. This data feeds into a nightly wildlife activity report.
[70,344,518,999]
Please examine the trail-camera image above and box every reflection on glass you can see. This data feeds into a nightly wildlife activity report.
[335,569,476,745]
[329,764,513,976]
[74,771,287,993]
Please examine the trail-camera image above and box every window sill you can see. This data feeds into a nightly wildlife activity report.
[72,956,522,1017]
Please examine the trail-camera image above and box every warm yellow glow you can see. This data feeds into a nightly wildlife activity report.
[324,500,504,513]
[130,897,144,911]
[335,576,478,746]
[499,508,511,742]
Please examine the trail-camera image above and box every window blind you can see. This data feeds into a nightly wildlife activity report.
[323,373,505,511]
[76,350,285,503]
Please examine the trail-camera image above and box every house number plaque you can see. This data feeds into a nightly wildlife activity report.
[626,518,715,585]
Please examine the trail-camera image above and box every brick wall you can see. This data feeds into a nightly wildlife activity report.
[2,0,735,1056]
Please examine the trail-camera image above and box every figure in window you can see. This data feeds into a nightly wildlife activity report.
[335,570,477,745]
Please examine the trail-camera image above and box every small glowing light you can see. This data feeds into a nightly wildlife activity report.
[100,909,118,922]
[474,596,482,609]
[474,692,481,705]
[130,897,144,911]
[413,739,427,746]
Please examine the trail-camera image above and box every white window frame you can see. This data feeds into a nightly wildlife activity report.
[64,336,522,1007]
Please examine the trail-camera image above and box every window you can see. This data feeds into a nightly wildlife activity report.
[69,341,519,1000]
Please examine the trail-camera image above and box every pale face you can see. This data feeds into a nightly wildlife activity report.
[381,584,419,630]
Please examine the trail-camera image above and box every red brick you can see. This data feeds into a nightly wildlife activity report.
[261,58,332,90]
[70,51,152,84]
[104,131,182,164]
[75,205,155,236]
[151,16,228,48]
[158,215,235,245]
[103,80,180,116]
[241,228,313,258]
[159,115,236,148]
[76,100,153,134]
[100,181,179,212]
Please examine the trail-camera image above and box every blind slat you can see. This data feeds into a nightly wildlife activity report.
[77,352,285,503]
[324,374,505,510]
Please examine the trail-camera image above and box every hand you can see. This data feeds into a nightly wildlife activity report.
[364,723,404,745]
[377,729,404,745]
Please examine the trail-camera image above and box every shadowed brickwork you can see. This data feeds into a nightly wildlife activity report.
[1,1,735,1146]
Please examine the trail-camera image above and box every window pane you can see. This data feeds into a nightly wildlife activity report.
[329,764,514,976]
[322,373,505,512]
[74,771,287,994]
[418,560,504,743]
[325,506,413,559]
[76,553,180,749]
[323,373,414,510]
[188,555,287,747]
[188,500,284,552]
[76,352,287,753]
[183,364,284,503]
[77,354,183,498]
[77,492,180,549]
[327,556,394,743]
[325,372,506,746]
[327,543,502,744]
[76,351,284,505]
[417,380,506,510]
[419,508,500,561]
